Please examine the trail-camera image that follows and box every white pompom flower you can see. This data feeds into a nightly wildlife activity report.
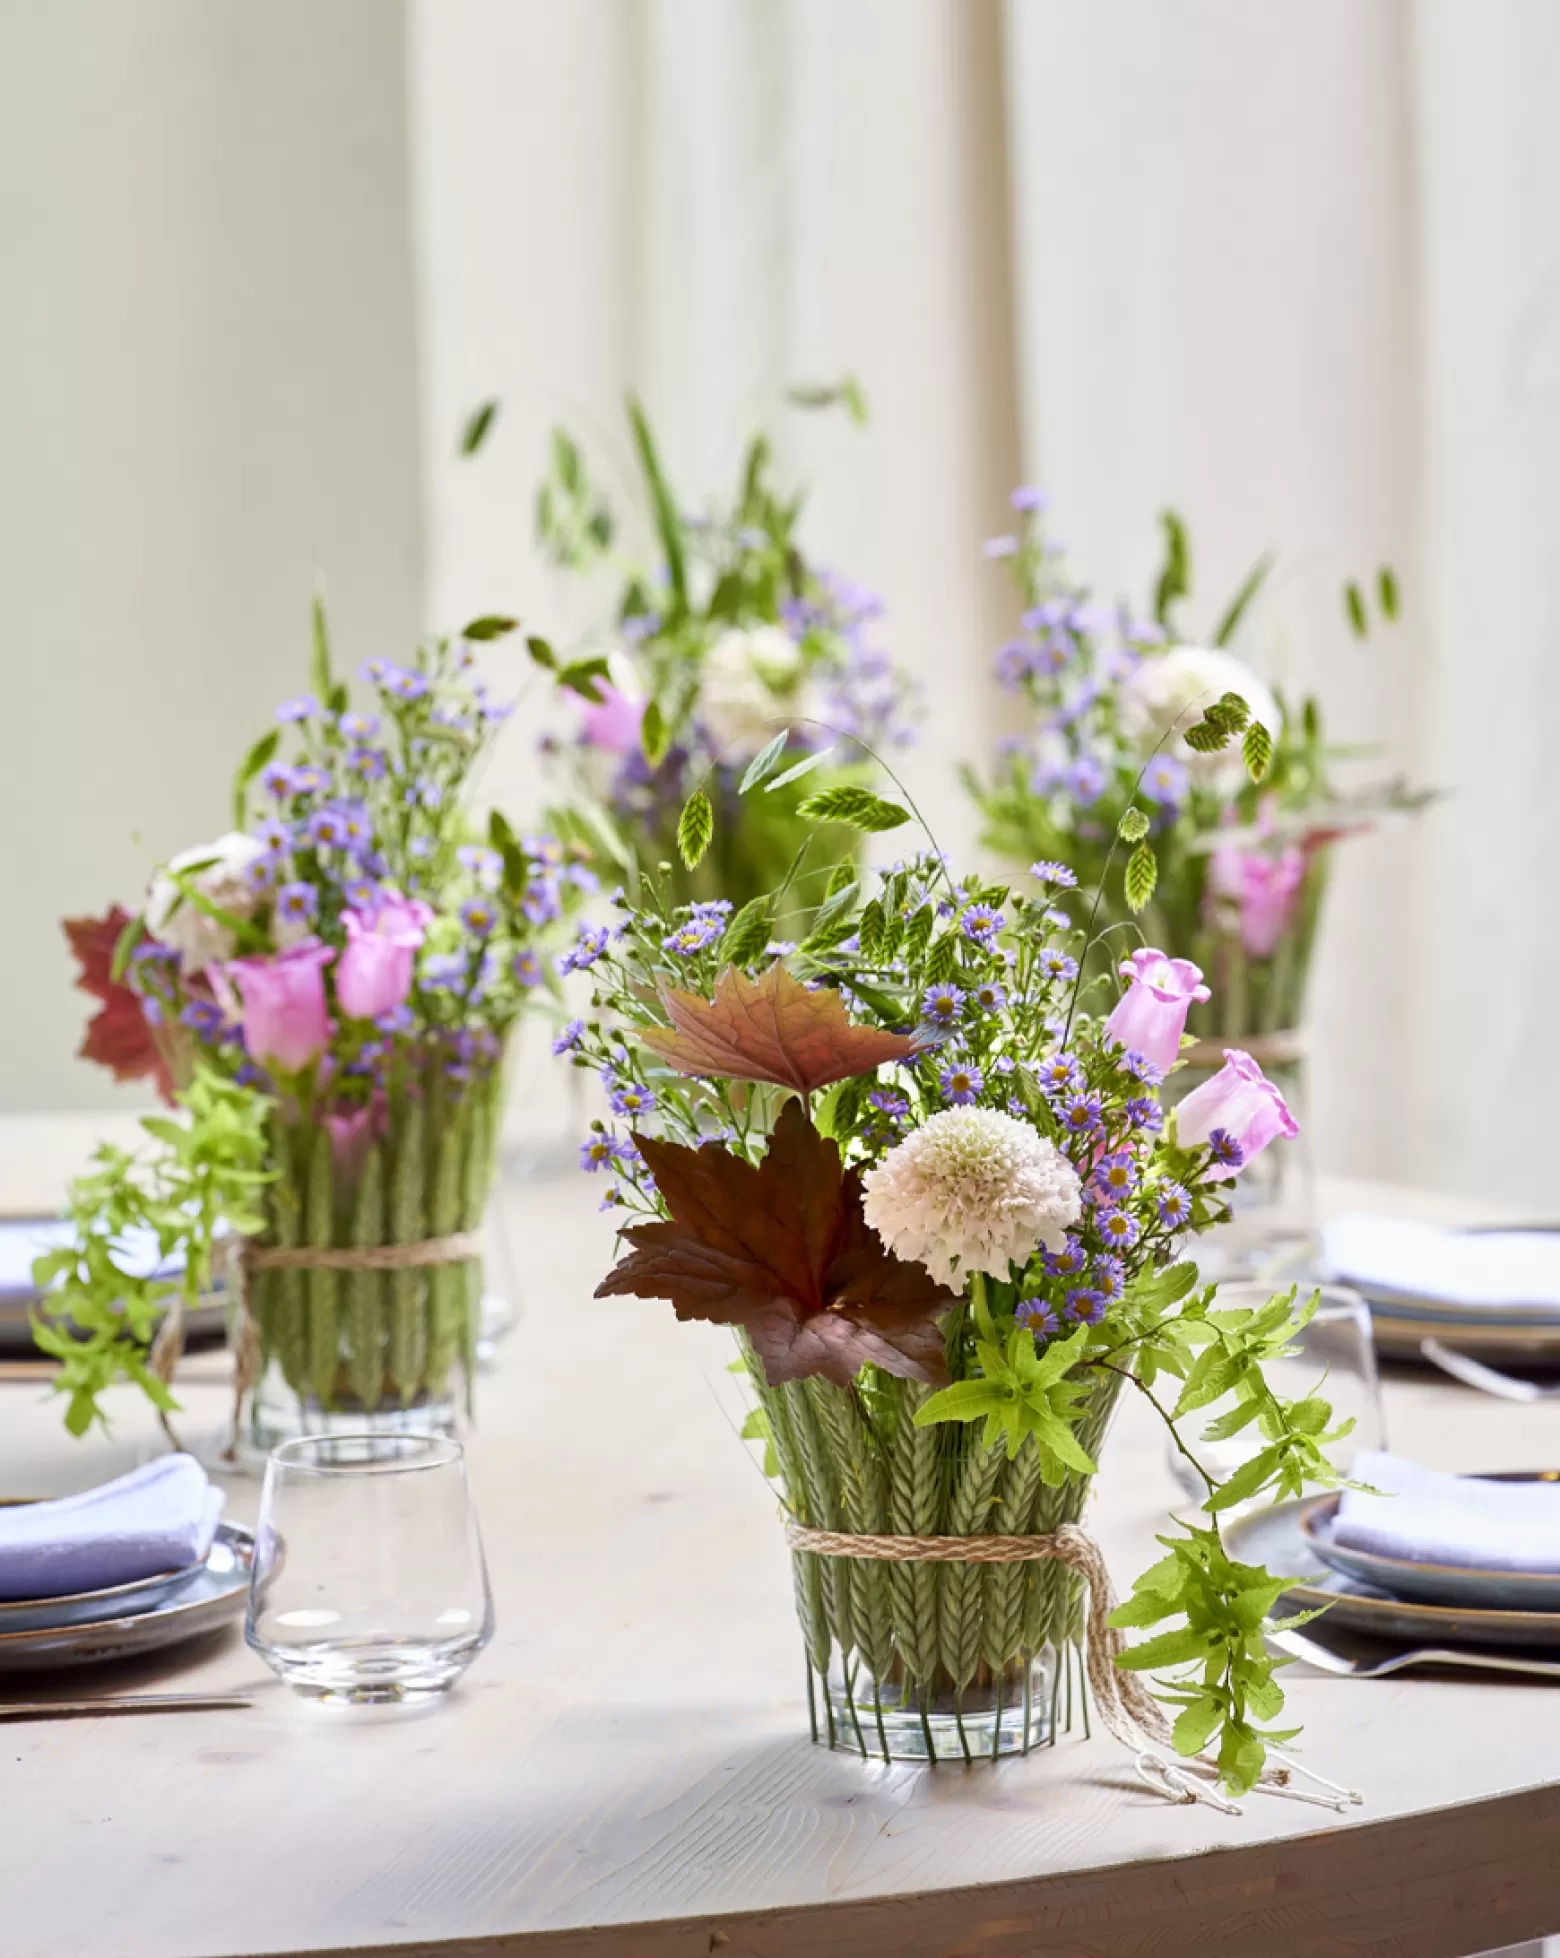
[861,1107,1083,1289]
[144,832,267,974]
[1120,644,1280,786]
[699,624,822,762]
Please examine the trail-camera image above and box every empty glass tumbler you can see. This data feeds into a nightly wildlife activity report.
[246,1432,494,1703]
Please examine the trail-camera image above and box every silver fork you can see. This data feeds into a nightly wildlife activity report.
[0,1693,253,1721]
[1268,1627,1560,1681]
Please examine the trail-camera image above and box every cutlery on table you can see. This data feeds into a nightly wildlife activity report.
[1419,1339,1560,1403]
[0,1693,253,1721]
[1267,1626,1560,1681]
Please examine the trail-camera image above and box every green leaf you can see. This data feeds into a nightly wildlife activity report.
[719,896,774,968]
[739,730,792,794]
[676,790,714,870]
[1153,508,1191,629]
[764,746,836,793]
[1123,841,1157,913]
[1207,691,1250,733]
[1377,564,1400,621]
[1172,1695,1225,1757]
[459,398,499,456]
[857,899,887,965]
[1118,806,1150,843]
[1115,1625,1220,1671]
[797,786,911,832]
[462,614,519,642]
[1212,552,1272,648]
[914,1379,1006,1426]
[626,394,687,616]
[641,699,669,768]
[557,657,611,704]
[1243,719,1272,783]
[231,725,280,833]
[1183,718,1232,753]
[309,596,332,705]
[1204,1444,1285,1513]
[109,913,147,984]
[1344,579,1368,638]
[525,635,557,671]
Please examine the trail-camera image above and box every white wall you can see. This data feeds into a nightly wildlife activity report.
[0,0,423,1112]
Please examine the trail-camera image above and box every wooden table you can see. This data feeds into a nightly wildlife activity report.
[2,1131,1558,1958]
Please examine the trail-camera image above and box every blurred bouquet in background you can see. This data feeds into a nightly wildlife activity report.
[965,494,1431,1049]
[529,387,919,909]
[48,612,587,1452]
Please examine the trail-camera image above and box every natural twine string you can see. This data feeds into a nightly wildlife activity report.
[1181,1028,1305,1071]
[221,1232,481,1460]
[784,1521,1360,1815]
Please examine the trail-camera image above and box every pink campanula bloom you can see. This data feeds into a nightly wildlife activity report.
[323,1098,386,1190]
[1103,950,1211,1075]
[335,894,433,1021]
[1209,846,1306,960]
[1175,1048,1298,1165]
[580,681,644,756]
[227,940,335,1073]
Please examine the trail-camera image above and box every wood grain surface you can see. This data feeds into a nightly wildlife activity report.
[0,1130,1557,1958]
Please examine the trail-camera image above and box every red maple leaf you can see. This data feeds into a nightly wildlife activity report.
[63,908,176,1100]
[640,962,919,1095]
[595,1098,954,1387]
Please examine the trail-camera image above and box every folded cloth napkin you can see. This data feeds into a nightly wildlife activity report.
[0,1455,224,1602]
[0,1217,186,1307]
[1322,1214,1560,1313]
[1333,1451,1560,1574]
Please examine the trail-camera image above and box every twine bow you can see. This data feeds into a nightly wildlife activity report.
[785,1520,1360,1814]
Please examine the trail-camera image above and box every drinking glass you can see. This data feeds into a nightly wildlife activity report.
[246,1432,494,1703]
[1166,1282,1386,1503]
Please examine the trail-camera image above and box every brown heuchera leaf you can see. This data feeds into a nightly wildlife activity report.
[595,1098,954,1388]
[640,961,919,1095]
[63,908,177,1101]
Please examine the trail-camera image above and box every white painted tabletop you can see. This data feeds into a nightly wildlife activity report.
[1,1119,1558,1958]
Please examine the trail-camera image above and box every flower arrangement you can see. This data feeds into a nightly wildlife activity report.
[529,390,918,910]
[46,611,587,1448]
[965,497,1430,1045]
[552,771,1348,1797]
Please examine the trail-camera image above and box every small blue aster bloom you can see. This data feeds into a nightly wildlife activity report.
[1098,1208,1140,1250]
[1092,1152,1137,1205]
[868,1089,910,1119]
[1036,1053,1082,1097]
[959,904,1003,947]
[1117,1049,1165,1086]
[1157,1182,1194,1229]
[940,1062,984,1106]
[921,983,965,1026]
[1010,485,1050,513]
[609,1080,657,1119]
[275,695,319,723]
[461,895,499,936]
[1207,1129,1245,1169]
[179,999,227,1039]
[558,925,611,974]
[983,534,1020,559]
[662,916,723,957]
[1043,1234,1088,1278]
[1141,754,1190,807]
[970,977,1008,1013]
[1064,1287,1109,1326]
[1125,1096,1165,1134]
[1064,755,1108,805]
[511,949,542,988]
[347,746,388,780]
[599,1186,623,1213]
[262,762,306,799]
[339,712,380,742]
[253,815,291,854]
[307,807,350,850]
[375,1005,415,1035]
[276,881,318,926]
[551,1018,586,1057]
[421,951,468,990]
[579,1134,628,1174]
[457,845,504,886]
[1038,949,1079,983]
[1030,861,1078,891]
[385,665,431,701]
[1093,1255,1126,1300]
[621,612,661,643]
[1060,1092,1104,1135]
[1016,1297,1061,1338]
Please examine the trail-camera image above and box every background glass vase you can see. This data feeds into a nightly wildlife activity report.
[242,1057,506,1454]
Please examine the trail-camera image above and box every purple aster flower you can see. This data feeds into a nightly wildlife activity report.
[970,977,1007,1013]
[253,815,291,854]
[1009,485,1050,513]
[598,1185,622,1212]
[275,695,319,723]
[551,1018,586,1057]
[579,1133,630,1174]
[868,1089,910,1119]
[248,853,283,891]
[662,916,724,957]
[384,665,431,701]
[1098,1208,1140,1250]
[689,898,734,920]
[959,903,1003,948]
[1093,1255,1126,1300]
[1036,1053,1082,1097]
[1017,1297,1061,1337]
[343,878,381,912]
[511,949,542,988]
[1206,1129,1246,1170]
[1029,861,1078,890]
[347,746,388,780]
[139,994,164,1026]
[1091,1152,1137,1205]
[1037,948,1079,983]
[339,712,380,741]
[275,881,318,926]
[920,983,965,1027]
[939,1062,984,1106]
[1116,1049,1165,1086]
[558,925,611,974]
[457,845,503,886]
[1064,755,1108,805]
[608,1079,657,1119]
[983,534,1020,559]
[179,999,227,1039]
[460,895,499,936]
[262,762,306,799]
[306,807,351,850]
[375,1005,415,1035]
[1064,1287,1109,1327]
[1043,1234,1088,1278]
[621,612,661,643]
[1157,1182,1194,1228]
[1141,754,1189,807]
[421,952,468,990]
[1060,1092,1104,1136]
[1125,1096,1165,1133]
[765,939,797,958]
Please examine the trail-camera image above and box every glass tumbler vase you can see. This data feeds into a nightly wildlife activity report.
[246,1432,494,1703]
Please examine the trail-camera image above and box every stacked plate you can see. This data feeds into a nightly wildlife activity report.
[1226,1474,1560,1651]
[0,1525,253,1672]
[0,1215,231,1359]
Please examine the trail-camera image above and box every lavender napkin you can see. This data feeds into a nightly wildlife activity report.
[1321,1214,1560,1313]
[1333,1451,1560,1574]
[0,1455,224,1602]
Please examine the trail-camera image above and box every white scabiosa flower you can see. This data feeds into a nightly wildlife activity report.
[861,1107,1083,1289]
[144,832,266,973]
[699,624,821,761]
[1121,645,1280,785]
